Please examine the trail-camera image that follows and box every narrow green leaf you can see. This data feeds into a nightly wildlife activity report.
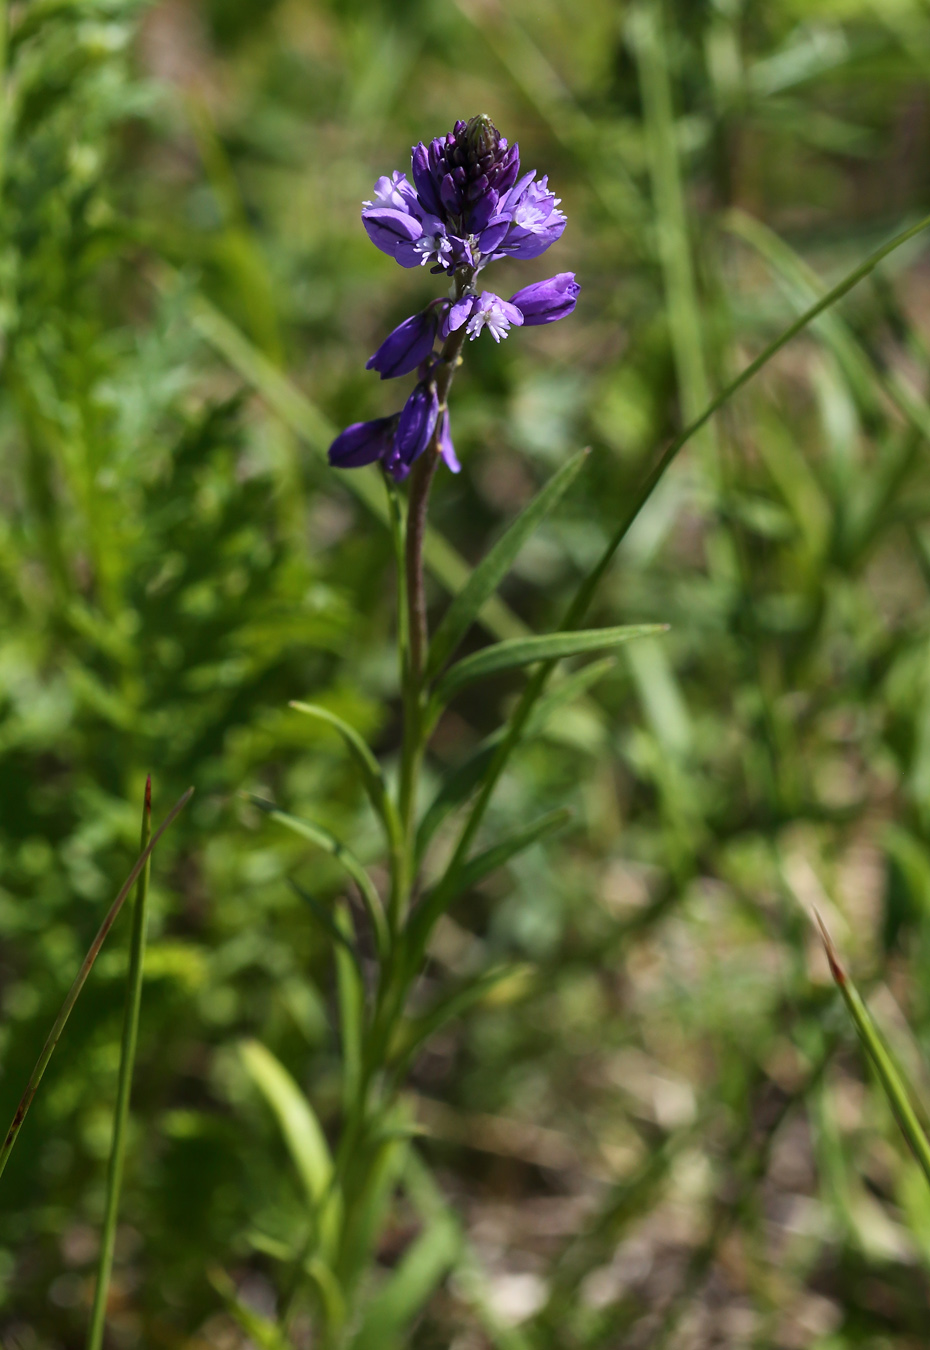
[335,902,364,1117]
[415,659,615,863]
[288,879,364,980]
[289,702,401,847]
[389,965,532,1083]
[406,809,573,972]
[816,913,930,1191]
[209,1266,295,1350]
[433,625,667,706]
[250,796,388,957]
[239,1039,333,1207]
[350,1209,460,1350]
[426,449,590,679]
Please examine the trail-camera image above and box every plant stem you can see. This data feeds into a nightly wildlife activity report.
[87,778,153,1350]
[0,787,193,1186]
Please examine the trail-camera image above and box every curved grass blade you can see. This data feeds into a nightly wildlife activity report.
[239,1039,333,1207]
[290,701,402,848]
[250,795,388,958]
[426,448,590,680]
[0,787,194,1185]
[406,809,573,973]
[432,625,666,708]
[816,912,930,1189]
[87,778,153,1350]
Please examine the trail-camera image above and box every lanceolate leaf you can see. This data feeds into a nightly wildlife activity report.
[289,701,401,847]
[251,796,388,957]
[349,1207,460,1350]
[426,448,590,680]
[432,625,667,707]
[239,1039,333,1207]
[406,809,573,971]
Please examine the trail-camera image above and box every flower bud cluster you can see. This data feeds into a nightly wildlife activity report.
[329,116,579,481]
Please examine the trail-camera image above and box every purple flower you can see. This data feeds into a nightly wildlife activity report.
[366,307,443,379]
[411,116,521,236]
[438,409,460,473]
[488,173,566,262]
[510,273,580,325]
[328,416,397,470]
[394,380,440,468]
[443,290,524,343]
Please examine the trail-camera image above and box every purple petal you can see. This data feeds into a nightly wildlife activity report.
[328,417,396,469]
[361,207,423,262]
[411,141,442,216]
[395,382,440,466]
[510,273,580,325]
[438,409,461,473]
[366,309,439,380]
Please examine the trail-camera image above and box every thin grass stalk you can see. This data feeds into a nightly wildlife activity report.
[816,911,930,1189]
[0,786,193,1185]
[438,209,930,893]
[86,778,154,1350]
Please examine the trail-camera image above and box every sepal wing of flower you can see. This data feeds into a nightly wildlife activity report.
[330,116,579,480]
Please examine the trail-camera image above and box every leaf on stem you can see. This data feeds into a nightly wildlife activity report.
[415,658,615,862]
[239,1039,333,1207]
[432,625,666,707]
[249,796,388,958]
[426,448,590,680]
[289,702,401,846]
[815,910,930,1191]
[406,808,573,971]
[349,1206,460,1350]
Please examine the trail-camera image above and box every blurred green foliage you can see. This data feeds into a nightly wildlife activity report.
[4,0,930,1345]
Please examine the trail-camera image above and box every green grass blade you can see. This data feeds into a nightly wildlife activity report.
[165,275,527,643]
[289,701,402,849]
[432,625,667,707]
[250,796,388,958]
[0,787,194,1185]
[426,449,590,680]
[406,809,573,973]
[86,778,153,1350]
[816,912,930,1190]
[288,879,364,981]
[239,1039,333,1208]
[349,1205,460,1350]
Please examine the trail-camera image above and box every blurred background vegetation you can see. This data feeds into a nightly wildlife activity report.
[3,0,930,1344]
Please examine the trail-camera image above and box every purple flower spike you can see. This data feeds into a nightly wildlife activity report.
[367,308,442,380]
[438,409,460,473]
[444,291,523,344]
[328,417,397,469]
[395,381,440,467]
[510,273,580,325]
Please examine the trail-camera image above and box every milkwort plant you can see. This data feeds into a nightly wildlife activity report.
[242,115,663,1345]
